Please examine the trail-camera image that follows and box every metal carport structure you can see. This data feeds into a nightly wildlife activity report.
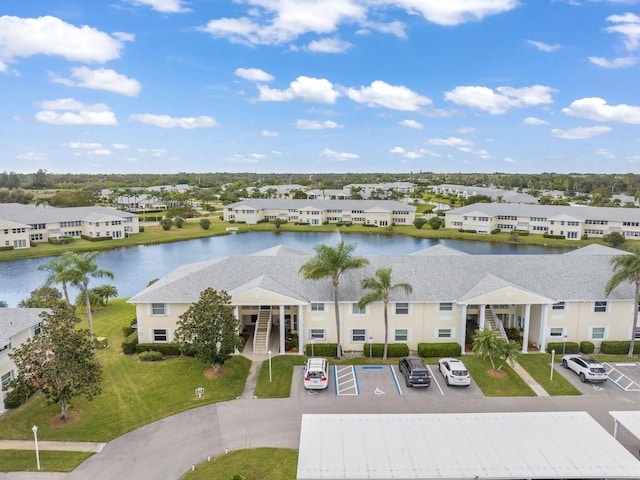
[297,411,640,480]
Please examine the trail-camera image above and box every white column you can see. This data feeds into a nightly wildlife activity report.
[538,304,550,353]
[522,304,531,353]
[479,305,486,329]
[279,305,285,354]
[0,385,5,413]
[234,306,240,354]
[459,304,468,355]
[298,306,305,356]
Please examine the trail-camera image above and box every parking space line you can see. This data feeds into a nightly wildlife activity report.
[389,365,402,395]
[335,365,359,396]
[428,365,445,396]
[603,362,640,392]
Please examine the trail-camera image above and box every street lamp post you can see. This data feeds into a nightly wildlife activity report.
[311,338,315,357]
[550,349,555,381]
[32,425,40,471]
[369,336,373,359]
[562,334,567,356]
[268,350,272,383]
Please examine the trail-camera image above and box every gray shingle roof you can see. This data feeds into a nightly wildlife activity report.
[128,244,634,305]
[0,203,138,224]
[225,199,416,212]
[0,308,47,344]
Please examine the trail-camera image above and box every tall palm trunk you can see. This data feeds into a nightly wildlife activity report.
[383,302,389,360]
[83,278,94,343]
[630,280,640,357]
[61,281,70,305]
[333,284,342,359]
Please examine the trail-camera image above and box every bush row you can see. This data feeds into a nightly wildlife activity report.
[362,343,409,358]
[417,342,462,358]
[138,350,164,362]
[81,235,113,242]
[122,331,139,354]
[546,342,580,354]
[600,341,640,355]
[136,342,181,356]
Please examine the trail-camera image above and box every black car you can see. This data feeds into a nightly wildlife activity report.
[399,356,431,387]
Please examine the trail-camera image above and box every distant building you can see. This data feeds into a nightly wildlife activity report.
[256,185,306,198]
[429,184,538,204]
[343,182,415,199]
[305,189,350,200]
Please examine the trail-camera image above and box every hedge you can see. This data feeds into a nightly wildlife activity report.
[138,350,164,362]
[2,382,35,410]
[81,235,113,242]
[362,343,409,358]
[600,340,640,355]
[546,341,579,355]
[417,342,462,358]
[580,341,595,354]
[305,342,337,357]
[136,342,181,356]
[122,331,139,354]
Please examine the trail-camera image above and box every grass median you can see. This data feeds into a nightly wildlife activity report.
[0,451,94,473]
[181,448,297,480]
[516,354,581,396]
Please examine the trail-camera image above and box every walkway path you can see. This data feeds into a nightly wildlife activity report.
[512,360,549,396]
[0,441,105,453]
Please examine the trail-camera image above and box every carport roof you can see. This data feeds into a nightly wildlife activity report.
[611,410,640,440]
[297,412,640,480]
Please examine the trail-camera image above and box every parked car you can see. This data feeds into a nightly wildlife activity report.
[398,356,431,387]
[303,357,329,390]
[438,358,471,386]
[561,354,608,383]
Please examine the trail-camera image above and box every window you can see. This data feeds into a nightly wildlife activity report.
[395,302,409,315]
[1,371,13,390]
[309,329,326,341]
[590,327,606,340]
[594,301,608,313]
[394,329,409,342]
[350,329,367,342]
[310,303,324,312]
[32,323,42,337]
[0,341,10,353]
[552,302,565,311]
[153,329,168,342]
[549,327,564,337]
[635,327,640,340]
[439,302,453,311]
[352,303,366,315]
[437,329,453,339]
[151,303,166,315]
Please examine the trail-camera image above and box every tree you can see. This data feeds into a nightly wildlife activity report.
[174,288,242,370]
[38,253,75,304]
[428,216,444,230]
[299,241,369,359]
[358,267,412,359]
[200,218,211,230]
[66,252,114,341]
[472,328,520,371]
[603,231,625,247]
[9,303,102,420]
[413,218,427,229]
[92,284,118,306]
[160,218,173,230]
[19,287,63,308]
[605,247,640,356]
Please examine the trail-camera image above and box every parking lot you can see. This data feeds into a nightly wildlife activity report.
[554,360,640,396]
[292,363,483,400]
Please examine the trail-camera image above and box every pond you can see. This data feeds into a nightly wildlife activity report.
[0,231,572,307]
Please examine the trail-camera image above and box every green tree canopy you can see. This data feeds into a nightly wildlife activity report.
[174,288,242,370]
[606,248,640,356]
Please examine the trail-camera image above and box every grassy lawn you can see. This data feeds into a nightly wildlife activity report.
[0,451,94,473]
[462,356,535,397]
[516,354,580,396]
[181,448,297,480]
[0,299,251,442]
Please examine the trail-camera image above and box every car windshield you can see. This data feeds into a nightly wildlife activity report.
[307,371,325,378]
[590,368,606,374]
[452,370,468,376]
[412,370,428,377]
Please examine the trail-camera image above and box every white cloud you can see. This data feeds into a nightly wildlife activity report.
[258,76,340,103]
[390,146,439,159]
[261,130,278,137]
[605,12,640,51]
[551,126,611,139]
[35,98,117,125]
[345,80,432,111]
[234,68,274,82]
[527,40,560,52]
[504,157,516,163]
[588,56,638,68]
[595,148,615,158]
[129,114,218,128]
[92,149,112,156]
[426,136,473,147]
[66,142,104,149]
[126,0,190,13]
[16,151,47,161]
[295,119,342,129]
[136,148,167,157]
[399,119,424,129]
[523,116,549,125]
[50,67,141,96]
[0,15,129,67]
[388,0,520,26]
[305,37,352,53]
[445,85,555,114]
[562,97,640,123]
[456,126,475,134]
[319,148,359,160]
[112,143,129,149]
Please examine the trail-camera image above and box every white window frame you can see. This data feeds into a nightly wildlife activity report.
[395,302,409,315]
[350,329,367,343]
[590,327,607,340]
[151,303,166,316]
[351,303,366,315]
[549,327,565,337]
[552,302,565,311]
[152,329,168,342]
[310,303,325,312]
[439,302,453,311]
[437,328,454,339]
[394,328,409,342]
[594,301,608,313]
[309,329,326,341]
[1,370,13,389]
[31,323,42,337]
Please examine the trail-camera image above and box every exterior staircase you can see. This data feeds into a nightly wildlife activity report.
[484,306,508,340]
[252,306,272,354]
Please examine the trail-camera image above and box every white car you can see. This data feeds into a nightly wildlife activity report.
[303,357,329,390]
[561,354,608,383]
[438,358,471,386]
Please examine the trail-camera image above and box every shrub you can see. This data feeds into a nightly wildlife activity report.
[505,328,522,342]
[160,218,173,230]
[136,342,181,356]
[491,228,501,234]
[413,218,427,229]
[305,342,337,357]
[139,225,145,233]
[2,381,35,409]
[122,331,139,354]
[428,217,444,230]
[543,234,565,239]
[122,325,134,337]
[362,343,409,358]
[417,342,461,358]
[138,350,164,362]
[199,218,211,230]
[580,341,595,354]
[603,231,625,247]
[600,340,640,355]
[48,236,74,245]
[80,235,112,242]
[546,341,579,354]
[174,217,185,228]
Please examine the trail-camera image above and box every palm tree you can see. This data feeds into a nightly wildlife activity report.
[358,267,412,359]
[38,253,75,304]
[472,328,501,370]
[605,247,640,356]
[67,252,114,341]
[299,241,369,359]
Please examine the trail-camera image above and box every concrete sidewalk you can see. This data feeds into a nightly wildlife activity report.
[0,440,106,453]
[512,360,549,397]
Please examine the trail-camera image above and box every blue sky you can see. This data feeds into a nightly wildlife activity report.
[1,0,640,175]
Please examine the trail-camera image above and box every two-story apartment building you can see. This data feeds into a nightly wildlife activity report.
[343,182,415,199]
[430,184,538,204]
[0,203,140,249]
[445,203,640,240]
[128,243,635,358]
[0,308,47,412]
[223,200,416,227]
